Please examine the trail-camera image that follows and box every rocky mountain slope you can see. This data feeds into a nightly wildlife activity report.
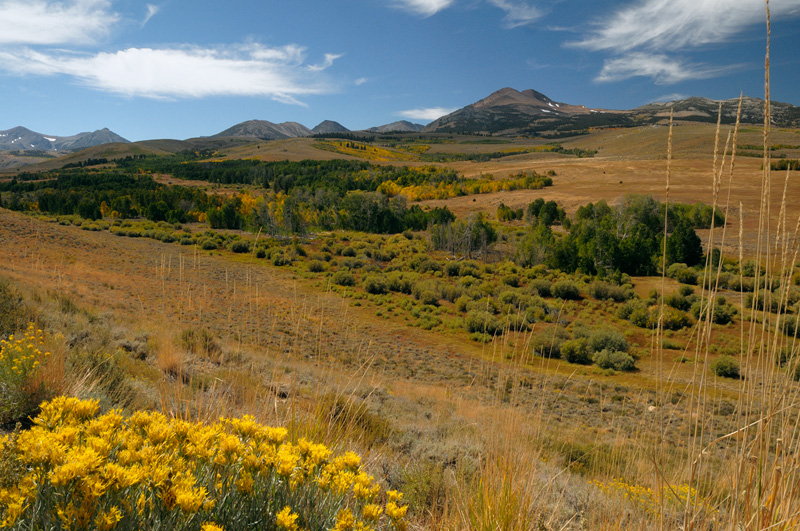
[311,120,350,134]
[423,88,800,136]
[211,120,313,140]
[0,126,129,152]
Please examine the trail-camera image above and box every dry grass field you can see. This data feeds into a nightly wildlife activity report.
[2,110,800,529]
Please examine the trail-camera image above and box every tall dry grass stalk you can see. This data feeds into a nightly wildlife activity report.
[671,2,800,529]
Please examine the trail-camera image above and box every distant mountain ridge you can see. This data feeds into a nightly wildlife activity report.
[367,121,425,133]
[422,88,800,135]
[633,96,800,126]
[0,126,129,152]
[311,120,350,135]
[211,120,313,140]
[211,119,424,139]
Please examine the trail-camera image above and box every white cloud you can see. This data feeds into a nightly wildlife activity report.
[392,0,455,16]
[595,53,737,84]
[142,3,159,26]
[487,0,543,28]
[573,0,800,52]
[308,53,343,72]
[0,0,117,45]
[397,107,458,121]
[354,77,369,86]
[0,44,335,103]
[650,93,690,103]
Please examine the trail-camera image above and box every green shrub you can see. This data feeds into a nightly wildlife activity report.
[530,328,570,358]
[417,290,440,306]
[588,328,629,353]
[690,300,737,325]
[332,270,356,287]
[664,293,690,311]
[386,272,415,294]
[444,262,461,277]
[498,290,520,307]
[308,260,326,272]
[561,338,592,365]
[372,248,396,262]
[710,355,740,379]
[667,263,698,285]
[592,349,636,371]
[528,279,552,298]
[553,280,581,300]
[409,256,441,274]
[200,239,217,250]
[363,275,389,295]
[341,246,357,257]
[781,314,800,337]
[588,282,632,302]
[502,274,521,288]
[464,311,504,336]
[662,307,693,330]
[255,248,267,259]
[230,240,251,253]
[504,313,528,332]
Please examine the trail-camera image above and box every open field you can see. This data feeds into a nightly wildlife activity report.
[2,118,800,529]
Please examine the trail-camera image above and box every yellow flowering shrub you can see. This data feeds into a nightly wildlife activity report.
[0,324,51,425]
[0,397,408,531]
[589,478,717,519]
[0,324,49,385]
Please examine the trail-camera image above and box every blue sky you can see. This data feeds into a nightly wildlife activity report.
[0,0,798,141]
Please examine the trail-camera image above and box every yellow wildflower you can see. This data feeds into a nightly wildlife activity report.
[353,472,380,500]
[362,503,383,522]
[385,501,408,521]
[275,506,300,531]
[236,472,254,494]
[95,506,123,531]
[331,508,355,531]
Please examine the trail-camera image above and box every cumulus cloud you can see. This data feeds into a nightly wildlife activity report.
[0,44,336,103]
[397,107,457,121]
[573,0,800,52]
[392,0,455,16]
[595,53,738,84]
[487,0,543,28]
[0,0,118,45]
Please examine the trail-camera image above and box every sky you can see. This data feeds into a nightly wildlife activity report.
[0,0,799,141]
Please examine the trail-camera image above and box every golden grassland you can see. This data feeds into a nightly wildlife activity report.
[2,82,800,530]
[1,141,798,530]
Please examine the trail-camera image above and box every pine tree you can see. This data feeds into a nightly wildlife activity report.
[666,220,703,266]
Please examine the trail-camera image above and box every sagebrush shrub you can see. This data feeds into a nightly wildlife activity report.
[464,311,503,336]
[332,271,356,287]
[592,349,636,371]
[552,280,580,300]
[588,328,629,353]
[561,338,592,365]
[710,355,740,379]
[363,275,389,295]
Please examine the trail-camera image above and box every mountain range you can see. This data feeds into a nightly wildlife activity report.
[423,88,800,135]
[0,126,129,152]
[3,89,799,156]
